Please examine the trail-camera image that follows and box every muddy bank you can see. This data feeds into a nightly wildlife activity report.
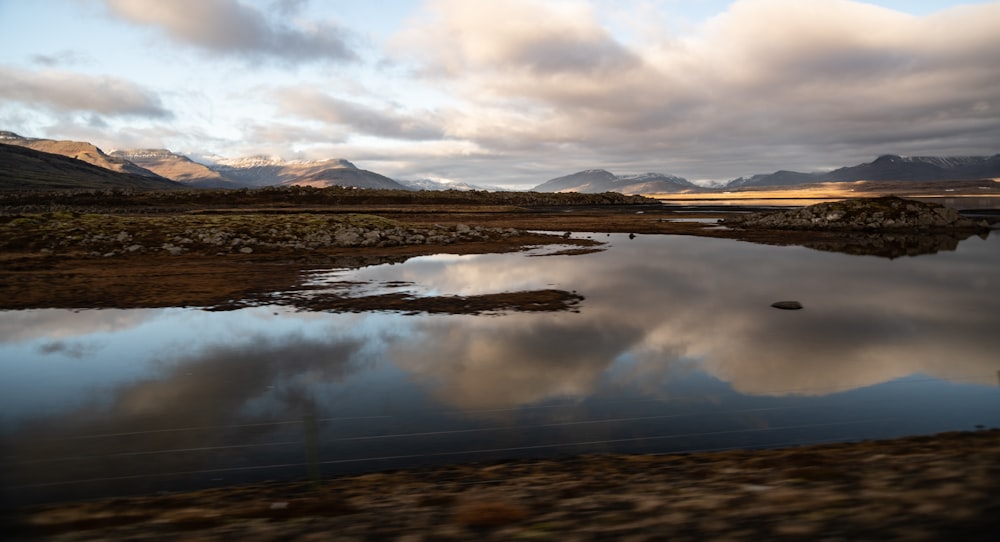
[0,205,606,312]
[6,430,998,541]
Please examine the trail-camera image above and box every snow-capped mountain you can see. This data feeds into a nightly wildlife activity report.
[283,161,406,190]
[189,156,406,189]
[112,146,407,189]
[532,169,697,194]
[398,178,505,191]
[211,155,288,169]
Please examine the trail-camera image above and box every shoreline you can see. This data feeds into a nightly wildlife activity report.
[6,429,999,540]
[3,200,996,311]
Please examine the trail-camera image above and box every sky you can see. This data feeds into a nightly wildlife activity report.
[1,0,998,188]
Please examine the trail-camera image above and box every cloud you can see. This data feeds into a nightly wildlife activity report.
[0,66,171,118]
[275,87,445,140]
[392,0,1000,182]
[30,50,89,67]
[104,0,357,63]
[396,0,639,77]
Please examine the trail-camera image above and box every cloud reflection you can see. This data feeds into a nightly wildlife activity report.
[393,315,644,411]
[3,236,998,435]
[379,235,1000,409]
[2,332,368,495]
[0,309,162,344]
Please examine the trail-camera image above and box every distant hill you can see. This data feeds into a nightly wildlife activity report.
[281,160,407,190]
[109,149,233,188]
[533,169,697,194]
[726,154,1000,188]
[0,143,186,192]
[1,131,162,178]
[726,170,819,188]
[4,131,411,191]
[197,156,407,190]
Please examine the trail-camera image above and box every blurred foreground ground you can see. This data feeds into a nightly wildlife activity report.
[6,430,999,541]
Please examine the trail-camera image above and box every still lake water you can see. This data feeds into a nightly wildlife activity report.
[2,233,999,505]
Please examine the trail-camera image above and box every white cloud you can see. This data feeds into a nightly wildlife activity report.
[6,0,999,185]
[391,0,1000,182]
[274,87,445,140]
[104,0,357,63]
[0,66,171,118]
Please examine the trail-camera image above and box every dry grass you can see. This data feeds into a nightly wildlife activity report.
[453,501,530,528]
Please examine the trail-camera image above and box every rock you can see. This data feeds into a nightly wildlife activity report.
[335,231,361,246]
[721,196,991,232]
[161,243,185,255]
[239,247,253,254]
[771,301,803,310]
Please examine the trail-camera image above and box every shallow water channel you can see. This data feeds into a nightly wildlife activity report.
[2,233,999,504]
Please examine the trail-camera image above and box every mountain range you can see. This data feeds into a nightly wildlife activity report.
[2,132,407,191]
[726,154,1000,188]
[111,149,406,190]
[0,143,184,192]
[531,169,698,194]
[2,131,998,194]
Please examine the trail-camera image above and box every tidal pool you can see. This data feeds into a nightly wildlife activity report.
[2,233,999,505]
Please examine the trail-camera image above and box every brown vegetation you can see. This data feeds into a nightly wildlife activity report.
[7,430,998,540]
[1,190,997,310]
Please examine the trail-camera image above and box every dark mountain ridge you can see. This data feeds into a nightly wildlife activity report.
[1,131,163,179]
[727,154,1000,189]
[0,143,185,192]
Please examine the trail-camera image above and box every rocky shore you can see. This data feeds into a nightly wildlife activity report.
[6,430,999,541]
[720,196,991,231]
[1,212,527,258]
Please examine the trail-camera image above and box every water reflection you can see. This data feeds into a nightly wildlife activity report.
[2,234,999,504]
[765,230,984,258]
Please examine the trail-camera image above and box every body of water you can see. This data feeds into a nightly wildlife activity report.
[2,233,999,505]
